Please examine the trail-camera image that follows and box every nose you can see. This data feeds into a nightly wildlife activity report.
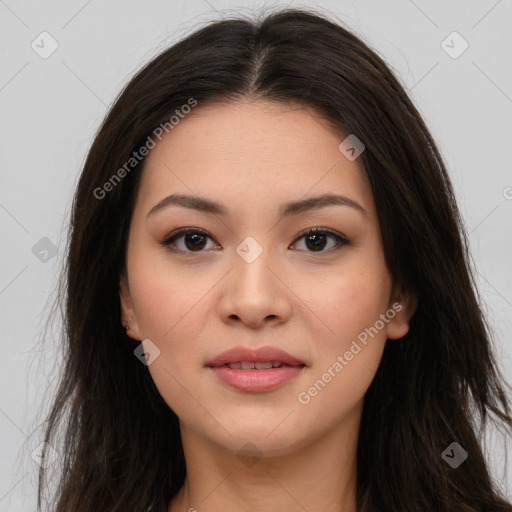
[217,246,292,329]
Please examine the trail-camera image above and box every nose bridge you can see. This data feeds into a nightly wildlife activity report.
[232,234,277,294]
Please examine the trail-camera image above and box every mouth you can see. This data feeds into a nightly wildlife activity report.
[205,346,307,392]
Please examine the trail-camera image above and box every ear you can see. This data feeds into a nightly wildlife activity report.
[385,284,418,341]
[119,271,141,340]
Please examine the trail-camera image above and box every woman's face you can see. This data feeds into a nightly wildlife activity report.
[119,99,416,456]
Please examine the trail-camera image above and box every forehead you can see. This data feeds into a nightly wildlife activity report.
[135,99,374,219]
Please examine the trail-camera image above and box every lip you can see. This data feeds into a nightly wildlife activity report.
[209,366,305,392]
[205,346,307,393]
[205,346,306,368]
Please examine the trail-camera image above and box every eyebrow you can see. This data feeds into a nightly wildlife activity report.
[146,193,367,219]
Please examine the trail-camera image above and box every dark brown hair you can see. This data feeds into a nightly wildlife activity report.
[35,7,512,512]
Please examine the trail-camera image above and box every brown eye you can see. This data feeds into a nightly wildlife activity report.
[160,228,217,253]
[292,228,349,253]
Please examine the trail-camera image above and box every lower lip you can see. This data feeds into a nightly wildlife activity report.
[208,365,305,392]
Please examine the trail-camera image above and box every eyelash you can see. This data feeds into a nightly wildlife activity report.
[159,227,349,255]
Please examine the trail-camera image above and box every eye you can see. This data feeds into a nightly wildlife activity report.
[159,227,349,254]
[159,228,218,253]
[291,227,349,253]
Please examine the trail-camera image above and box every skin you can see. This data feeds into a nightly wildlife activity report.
[119,98,417,512]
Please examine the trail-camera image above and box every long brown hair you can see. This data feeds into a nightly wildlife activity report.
[35,7,512,511]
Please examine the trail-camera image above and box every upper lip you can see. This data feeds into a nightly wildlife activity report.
[206,346,306,367]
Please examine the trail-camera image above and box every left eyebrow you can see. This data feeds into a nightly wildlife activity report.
[146,193,367,219]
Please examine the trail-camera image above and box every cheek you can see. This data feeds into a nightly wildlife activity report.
[291,257,391,408]
[295,257,392,349]
[294,273,389,424]
[130,250,211,342]
[127,256,215,411]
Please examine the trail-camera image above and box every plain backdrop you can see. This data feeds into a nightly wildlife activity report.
[1,1,511,510]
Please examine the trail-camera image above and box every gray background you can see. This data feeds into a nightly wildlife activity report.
[1,0,511,510]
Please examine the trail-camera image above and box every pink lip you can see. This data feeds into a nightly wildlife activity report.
[209,366,305,392]
[205,346,307,393]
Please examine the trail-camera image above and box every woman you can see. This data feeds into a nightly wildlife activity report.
[36,7,512,512]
